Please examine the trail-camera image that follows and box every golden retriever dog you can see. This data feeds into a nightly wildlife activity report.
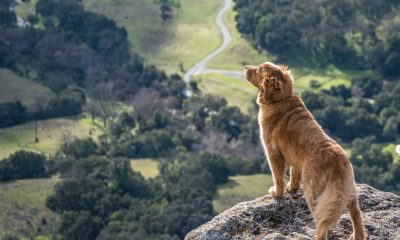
[244,62,365,240]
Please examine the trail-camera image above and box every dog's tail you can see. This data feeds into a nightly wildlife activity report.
[314,162,365,240]
[314,177,347,239]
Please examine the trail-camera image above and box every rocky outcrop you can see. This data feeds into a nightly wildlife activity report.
[186,184,400,240]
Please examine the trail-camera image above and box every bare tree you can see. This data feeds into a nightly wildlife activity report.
[86,83,115,127]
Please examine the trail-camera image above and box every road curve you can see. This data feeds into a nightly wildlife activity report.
[184,0,245,95]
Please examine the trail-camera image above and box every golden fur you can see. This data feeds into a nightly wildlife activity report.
[244,62,365,240]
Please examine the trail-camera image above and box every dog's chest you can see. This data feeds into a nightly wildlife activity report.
[258,108,279,137]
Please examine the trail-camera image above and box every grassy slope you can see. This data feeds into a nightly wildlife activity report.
[195,74,256,113]
[14,0,38,19]
[213,174,273,213]
[84,0,222,74]
[208,8,268,70]
[194,6,263,114]
[0,178,59,239]
[0,68,53,108]
[0,116,104,159]
[131,159,159,179]
[292,66,366,91]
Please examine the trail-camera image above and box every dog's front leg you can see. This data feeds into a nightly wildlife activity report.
[266,149,285,198]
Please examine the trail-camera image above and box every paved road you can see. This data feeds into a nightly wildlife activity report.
[183,0,244,95]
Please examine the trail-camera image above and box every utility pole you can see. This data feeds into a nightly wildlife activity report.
[34,120,39,143]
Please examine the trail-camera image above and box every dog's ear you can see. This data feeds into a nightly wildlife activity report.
[277,64,294,84]
[260,65,293,103]
[270,68,285,83]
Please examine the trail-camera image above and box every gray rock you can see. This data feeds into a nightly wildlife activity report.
[186,184,400,240]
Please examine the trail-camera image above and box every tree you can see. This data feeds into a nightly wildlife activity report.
[198,153,230,184]
[110,112,136,138]
[210,106,248,140]
[111,158,150,198]
[27,15,39,26]
[86,84,116,127]
[0,101,27,128]
[0,5,16,29]
[59,211,102,240]
[61,138,98,158]
[350,137,400,192]
[0,151,47,181]
[373,15,400,78]
[158,0,173,21]
[36,0,56,17]
[351,74,383,98]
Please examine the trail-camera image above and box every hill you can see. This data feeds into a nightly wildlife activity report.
[13,0,360,114]
[0,68,53,108]
[83,0,222,74]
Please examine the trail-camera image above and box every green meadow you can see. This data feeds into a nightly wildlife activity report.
[208,7,269,71]
[131,159,160,179]
[0,177,60,239]
[0,117,104,159]
[195,73,256,113]
[213,174,273,214]
[84,0,222,74]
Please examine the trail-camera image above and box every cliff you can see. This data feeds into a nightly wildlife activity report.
[186,184,400,240]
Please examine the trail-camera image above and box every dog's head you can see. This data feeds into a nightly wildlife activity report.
[244,62,293,104]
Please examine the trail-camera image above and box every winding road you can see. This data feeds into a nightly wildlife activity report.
[183,0,244,95]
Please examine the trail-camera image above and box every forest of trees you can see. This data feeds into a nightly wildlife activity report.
[0,96,265,239]
[234,0,400,78]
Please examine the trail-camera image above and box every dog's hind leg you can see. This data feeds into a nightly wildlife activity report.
[347,197,365,240]
[286,166,301,193]
[302,178,318,214]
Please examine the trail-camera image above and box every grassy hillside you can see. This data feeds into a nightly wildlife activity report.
[131,159,159,179]
[0,177,59,239]
[0,116,104,159]
[195,74,256,113]
[213,174,273,213]
[293,66,366,91]
[84,0,222,74]
[0,68,53,108]
[208,8,268,71]
[14,0,38,19]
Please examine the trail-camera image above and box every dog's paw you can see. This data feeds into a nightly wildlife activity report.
[285,182,299,194]
[269,186,283,198]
